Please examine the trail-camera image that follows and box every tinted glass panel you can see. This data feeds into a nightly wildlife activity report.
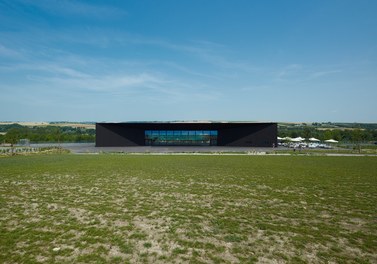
[145,130,218,146]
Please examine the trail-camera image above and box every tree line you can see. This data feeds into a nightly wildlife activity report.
[0,124,95,144]
[278,126,377,142]
[1,123,376,145]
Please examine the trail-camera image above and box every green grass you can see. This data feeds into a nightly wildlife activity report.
[272,147,377,155]
[0,154,376,263]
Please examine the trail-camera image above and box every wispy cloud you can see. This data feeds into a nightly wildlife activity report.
[274,64,342,84]
[0,63,90,78]
[197,52,259,73]
[1,58,221,102]
[13,0,127,18]
[0,16,260,77]
[65,33,259,74]
[149,61,222,80]
[0,44,22,58]
[277,64,303,78]
[241,85,273,92]
[130,38,259,73]
[310,70,342,78]
[26,72,164,92]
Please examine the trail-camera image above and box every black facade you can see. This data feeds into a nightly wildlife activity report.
[96,122,277,147]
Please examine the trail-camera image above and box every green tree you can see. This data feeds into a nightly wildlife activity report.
[332,129,341,141]
[323,130,333,140]
[5,128,21,155]
[303,127,312,139]
[352,129,362,153]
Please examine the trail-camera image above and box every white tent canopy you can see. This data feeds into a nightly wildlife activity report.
[309,137,320,142]
[290,137,304,142]
[325,139,339,143]
[277,137,283,140]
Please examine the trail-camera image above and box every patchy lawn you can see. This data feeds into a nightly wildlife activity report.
[0,155,376,263]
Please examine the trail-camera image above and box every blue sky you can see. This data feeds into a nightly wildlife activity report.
[0,0,376,122]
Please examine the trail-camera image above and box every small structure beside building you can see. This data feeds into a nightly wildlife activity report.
[17,139,30,146]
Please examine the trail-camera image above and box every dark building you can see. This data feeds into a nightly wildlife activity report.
[96,122,277,147]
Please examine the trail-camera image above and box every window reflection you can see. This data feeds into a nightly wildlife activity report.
[145,130,218,146]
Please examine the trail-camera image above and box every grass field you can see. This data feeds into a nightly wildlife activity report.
[0,155,376,263]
